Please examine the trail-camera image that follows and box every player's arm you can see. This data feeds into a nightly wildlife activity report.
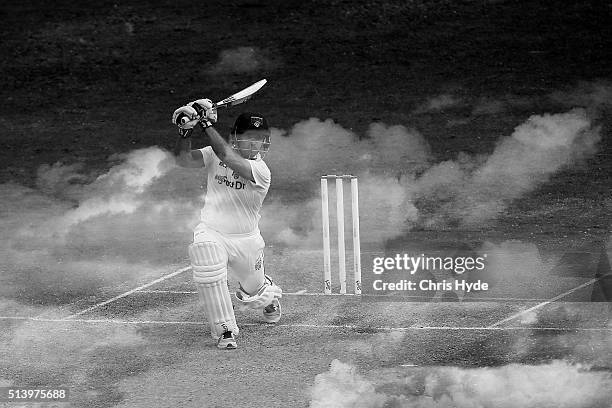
[191,98,256,182]
[203,126,255,182]
[174,130,204,168]
[171,106,204,168]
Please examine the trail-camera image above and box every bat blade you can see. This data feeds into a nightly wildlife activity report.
[213,79,267,108]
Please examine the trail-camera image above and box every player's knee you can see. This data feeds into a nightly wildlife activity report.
[234,275,282,310]
[188,242,228,284]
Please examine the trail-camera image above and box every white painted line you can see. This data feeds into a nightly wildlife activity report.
[138,290,321,296]
[63,266,191,320]
[139,290,197,294]
[0,316,30,321]
[1,315,610,331]
[136,290,316,296]
[487,276,604,328]
[138,290,358,296]
[136,289,556,302]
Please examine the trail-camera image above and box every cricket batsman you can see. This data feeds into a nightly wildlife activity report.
[172,99,281,350]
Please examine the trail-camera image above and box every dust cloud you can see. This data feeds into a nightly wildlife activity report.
[0,147,199,303]
[207,46,279,74]
[262,105,600,244]
[0,83,605,303]
[310,359,612,408]
[415,108,600,228]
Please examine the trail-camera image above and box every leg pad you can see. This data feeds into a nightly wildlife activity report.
[189,242,227,284]
[189,242,237,339]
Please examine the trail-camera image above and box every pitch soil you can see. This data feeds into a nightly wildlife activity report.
[1,1,611,407]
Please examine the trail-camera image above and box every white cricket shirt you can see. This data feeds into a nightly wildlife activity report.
[198,146,271,234]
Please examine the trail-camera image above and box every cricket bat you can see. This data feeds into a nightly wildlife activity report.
[213,79,267,108]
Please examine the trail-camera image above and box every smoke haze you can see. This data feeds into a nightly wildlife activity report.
[310,359,612,408]
[0,148,200,303]
[208,46,279,74]
[263,106,600,242]
[413,108,599,228]
[0,83,605,306]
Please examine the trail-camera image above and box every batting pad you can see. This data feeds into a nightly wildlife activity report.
[196,280,238,339]
[189,242,238,339]
[189,242,228,284]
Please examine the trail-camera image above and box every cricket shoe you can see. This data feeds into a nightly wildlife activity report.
[217,331,237,350]
[262,298,281,323]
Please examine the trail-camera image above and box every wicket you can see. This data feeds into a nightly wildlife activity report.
[320,175,361,295]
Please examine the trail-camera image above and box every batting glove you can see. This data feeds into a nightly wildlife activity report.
[172,105,200,138]
[188,98,217,129]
